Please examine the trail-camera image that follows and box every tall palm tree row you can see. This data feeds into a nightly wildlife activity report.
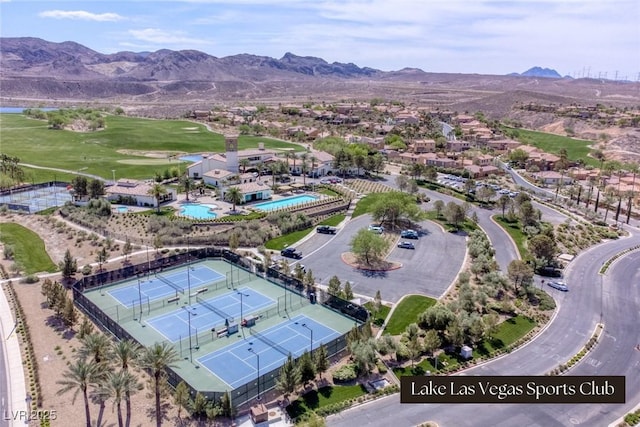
[58,335,182,427]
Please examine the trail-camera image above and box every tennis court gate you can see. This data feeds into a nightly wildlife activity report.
[72,247,367,407]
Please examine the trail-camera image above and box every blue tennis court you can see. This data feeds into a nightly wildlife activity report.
[145,287,274,342]
[108,265,225,308]
[197,314,341,389]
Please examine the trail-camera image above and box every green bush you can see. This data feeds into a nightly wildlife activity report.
[21,275,39,284]
[332,364,358,382]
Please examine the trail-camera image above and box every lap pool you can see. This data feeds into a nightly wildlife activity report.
[253,195,318,211]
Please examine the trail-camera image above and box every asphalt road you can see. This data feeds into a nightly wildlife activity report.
[293,213,466,301]
[327,228,640,427]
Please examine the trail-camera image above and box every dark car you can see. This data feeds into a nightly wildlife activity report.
[281,247,302,259]
[397,241,415,249]
[400,230,419,239]
[316,225,337,234]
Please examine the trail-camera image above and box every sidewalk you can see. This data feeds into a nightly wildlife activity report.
[0,284,28,427]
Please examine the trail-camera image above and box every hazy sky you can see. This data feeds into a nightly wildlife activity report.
[1,0,638,79]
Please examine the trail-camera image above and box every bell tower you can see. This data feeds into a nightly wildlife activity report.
[225,137,239,173]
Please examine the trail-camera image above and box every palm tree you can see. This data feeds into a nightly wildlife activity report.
[113,339,141,371]
[113,340,142,427]
[99,370,142,427]
[301,160,309,186]
[180,175,193,202]
[225,186,243,212]
[239,158,250,174]
[57,359,103,427]
[139,342,180,427]
[148,183,167,213]
[268,163,279,187]
[78,333,112,364]
[625,161,639,223]
[283,151,293,175]
[100,371,126,427]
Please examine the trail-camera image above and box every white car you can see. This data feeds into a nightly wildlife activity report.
[368,225,384,234]
[548,281,569,292]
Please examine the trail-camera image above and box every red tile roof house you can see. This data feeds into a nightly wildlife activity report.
[105,180,175,208]
[412,139,436,153]
[474,154,495,166]
[464,164,501,178]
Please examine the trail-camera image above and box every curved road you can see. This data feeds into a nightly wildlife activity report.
[327,228,640,427]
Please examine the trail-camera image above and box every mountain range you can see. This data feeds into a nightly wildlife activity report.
[0,37,637,118]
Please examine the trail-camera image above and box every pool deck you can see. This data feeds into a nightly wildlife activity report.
[167,189,321,216]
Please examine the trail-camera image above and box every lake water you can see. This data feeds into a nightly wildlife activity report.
[0,107,58,114]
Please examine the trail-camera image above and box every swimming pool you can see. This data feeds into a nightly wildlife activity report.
[179,203,218,219]
[179,154,204,163]
[117,206,129,213]
[253,195,318,211]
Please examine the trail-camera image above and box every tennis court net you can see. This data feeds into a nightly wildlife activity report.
[196,295,232,321]
[250,328,289,357]
[156,273,185,294]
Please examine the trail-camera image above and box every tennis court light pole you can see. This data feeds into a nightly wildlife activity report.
[301,323,313,352]
[181,307,195,363]
[187,236,192,305]
[237,291,249,323]
[137,276,143,319]
[248,347,260,401]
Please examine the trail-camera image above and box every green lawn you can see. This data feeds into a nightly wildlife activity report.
[474,315,536,356]
[393,315,536,375]
[0,113,303,182]
[286,384,368,419]
[423,210,479,233]
[264,214,346,250]
[493,216,529,259]
[351,193,386,218]
[384,295,436,335]
[364,301,391,326]
[503,126,598,166]
[0,223,57,274]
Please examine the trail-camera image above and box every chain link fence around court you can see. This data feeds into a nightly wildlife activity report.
[0,181,74,213]
[72,247,365,406]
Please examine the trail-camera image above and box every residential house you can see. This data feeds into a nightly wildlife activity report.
[487,139,521,152]
[464,165,501,178]
[531,171,574,186]
[412,139,436,153]
[473,154,494,167]
[447,140,471,152]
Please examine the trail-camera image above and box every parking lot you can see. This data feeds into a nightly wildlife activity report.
[436,173,519,198]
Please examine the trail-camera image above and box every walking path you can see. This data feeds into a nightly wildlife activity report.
[0,285,28,427]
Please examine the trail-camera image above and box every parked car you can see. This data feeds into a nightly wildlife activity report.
[368,224,384,234]
[317,225,337,234]
[281,247,302,259]
[548,281,569,291]
[398,241,415,249]
[400,230,419,239]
